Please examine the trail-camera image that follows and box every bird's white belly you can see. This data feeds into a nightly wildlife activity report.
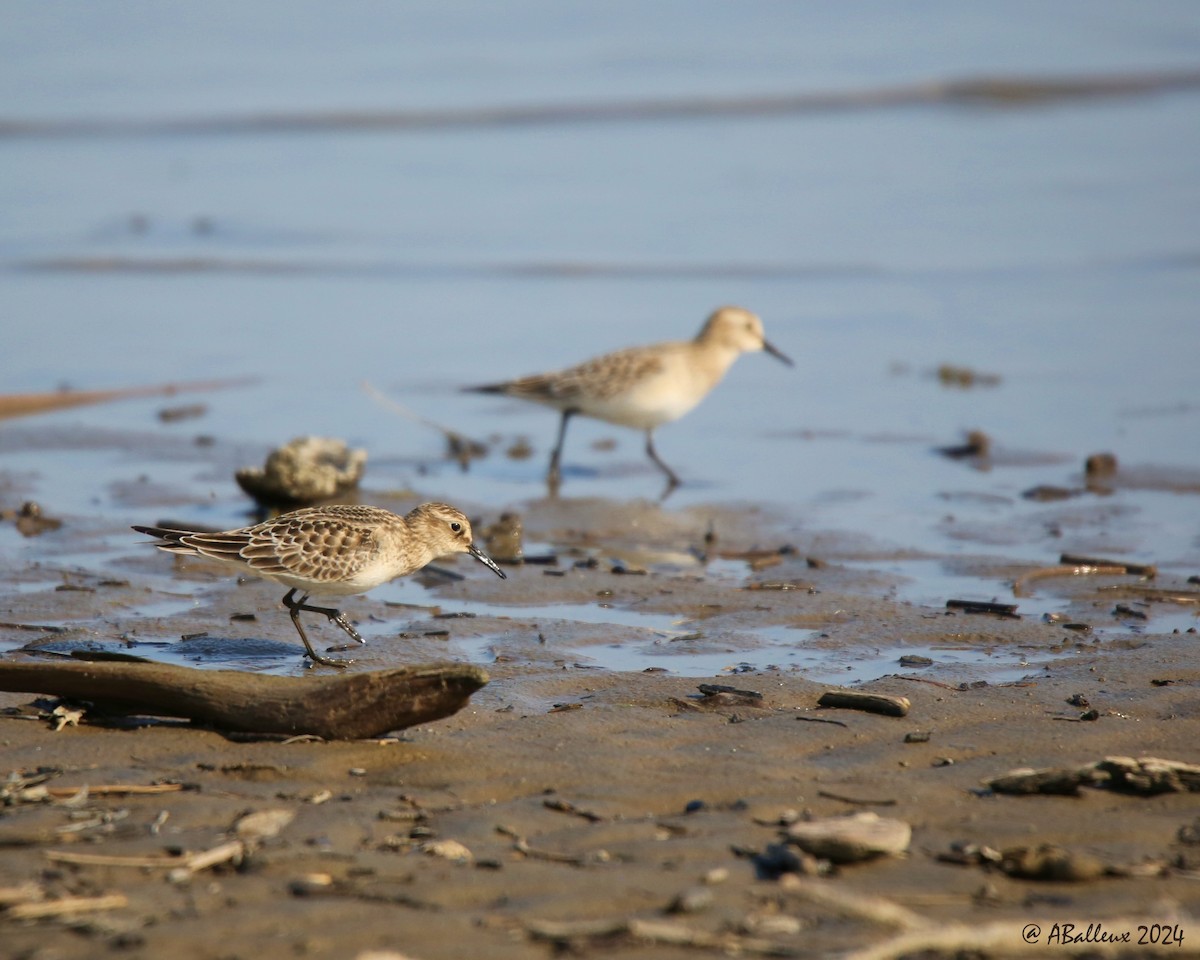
[585,373,708,429]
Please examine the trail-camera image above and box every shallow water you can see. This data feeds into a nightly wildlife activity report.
[2,3,1198,680]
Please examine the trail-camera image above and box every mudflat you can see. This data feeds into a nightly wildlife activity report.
[2,484,1198,959]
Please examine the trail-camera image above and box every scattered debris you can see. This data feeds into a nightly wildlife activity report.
[935,365,1001,388]
[50,703,84,731]
[988,756,1200,797]
[1,501,62,537]
[1097,756,1200,794]
[665,886,713,915]
[1014,562,1130,597]
[157,402,207,423]
[744,580,814,592]
[543,797,604,823]
[936,428,991,458]
[945,599,1019,618]
[989,766,1104,797]
[0,659,489,739]
[44,840,244,875]
[1022,484,1082,502]
[698,683,763,703]
[1060,552,1156,577]
[817,790,897,807]
[786,811,912,863]
[234,808,295,845]
[420,839,474,863]
[817,691,910,718]
[363,380,488,468]
[5,893,129,921]
[1085,451,1119,480]
[235,435,367,506]
[999,844,1107,882]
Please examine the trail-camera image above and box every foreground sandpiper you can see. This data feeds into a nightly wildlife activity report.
[133,503,506,668]
[466,305,791,494]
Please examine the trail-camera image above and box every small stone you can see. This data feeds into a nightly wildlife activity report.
[1085,452,1118,479]
[420,839,473,863]
[1000,844,1106,882]
[786,812,911,863]
[235,808,295,845]
[289,873,334,896]
[666,886,713,914]
[741,913,804,936]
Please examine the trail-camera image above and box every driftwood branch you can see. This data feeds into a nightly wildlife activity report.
[0,377,255,421]
[0,659,488,739]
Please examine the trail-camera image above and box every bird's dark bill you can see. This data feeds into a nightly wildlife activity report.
[763,338,794,366]
[468,543,507,579]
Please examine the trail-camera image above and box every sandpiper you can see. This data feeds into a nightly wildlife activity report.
[466,305,791,493]
[133,503,506,668]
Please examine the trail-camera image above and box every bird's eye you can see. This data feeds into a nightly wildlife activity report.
[450,521,463,533]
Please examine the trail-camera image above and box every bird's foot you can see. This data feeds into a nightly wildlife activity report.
[304,651,354,669]
[330,612,366,644]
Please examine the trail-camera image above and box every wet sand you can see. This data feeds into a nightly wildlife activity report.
[2,467,1199,958]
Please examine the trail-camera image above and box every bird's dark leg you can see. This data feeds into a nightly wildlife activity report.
[281,588,357,668]
[547,409,576,497]
[645,430,681,498]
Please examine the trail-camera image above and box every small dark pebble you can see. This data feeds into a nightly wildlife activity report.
[1084,452,1118,478]
[1150,679,1176,687]
[1022,485,1081,502]
[1113,604,1148,620]
[806,556,827,569]
[1061,622,1091,633]
[684,800,707,814]
[158,403,208,423]
[698,683,762,700]
[1079,709,1100,722]
[1066,694,1090,708]
[898,655,933,668]
[904,731,931,744]
[543,569,567,577]
[229,613,257,622]
[936,428,991,458]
